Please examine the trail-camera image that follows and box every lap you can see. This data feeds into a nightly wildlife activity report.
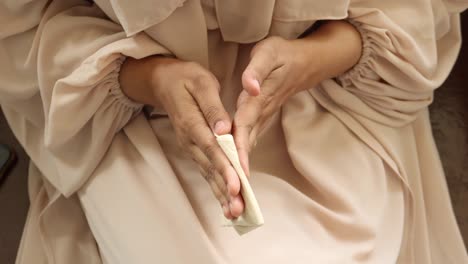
[78,112,405,264]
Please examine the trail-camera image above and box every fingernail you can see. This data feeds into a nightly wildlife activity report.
[214,121,225,135]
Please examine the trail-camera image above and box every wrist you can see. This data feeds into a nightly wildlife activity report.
[293,20,363,86]
[119,56,157,106]
[120,55,178,110]
[147,56,184,110]
[290,38,323,87]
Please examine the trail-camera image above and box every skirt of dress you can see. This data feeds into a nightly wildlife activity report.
[77,92,405,264]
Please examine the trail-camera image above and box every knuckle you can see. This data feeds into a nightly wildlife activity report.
[218,180,228,194]
[181,117,193,130]
[179,119,192,134]
[176,137,186,151]
[237,123,254,133]
[255,40,272,54]
[187,145,200,160]
[200,169,210,181]
[235,134,252,152]
[174,129,190,149]
[192,75,208,91]
[192,74,218,93]
[201,140,218,159]
[182,62,206,77]
[211,187,223,202]
[180,116,199,132]
[258,93,273,105]
[203,105,223,123]
[265,36,284,50]
[204,164,216,181]
[252,40,266,54]
[237,143,250,153]
[260,38,283,60]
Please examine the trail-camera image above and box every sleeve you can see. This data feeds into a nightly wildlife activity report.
[322,0,467,127]
[0,0,171,196]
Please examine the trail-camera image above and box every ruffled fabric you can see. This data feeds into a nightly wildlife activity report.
[322,0,464,127]
[2,1,467,263]
[108,58,144,111]
[336,20,377,88]
[0,1,170,196]
[40,52,144,196]
[0,0,49,39]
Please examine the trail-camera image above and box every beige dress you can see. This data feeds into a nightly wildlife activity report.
[1,0,467,263]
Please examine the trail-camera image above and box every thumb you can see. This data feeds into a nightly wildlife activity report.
[242,43,278,96]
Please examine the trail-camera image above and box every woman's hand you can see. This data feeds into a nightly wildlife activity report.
[120,56,244,219]
[233,37,315,175]
[234,21,362,175]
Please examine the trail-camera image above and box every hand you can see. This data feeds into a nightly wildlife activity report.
[234,36,319,175]
[234,21,362,175]
[120,56,244,219]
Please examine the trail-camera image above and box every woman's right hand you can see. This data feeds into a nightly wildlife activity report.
[120,56,243,219]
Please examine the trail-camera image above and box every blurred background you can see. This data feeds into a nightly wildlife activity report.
[0,13,467,264]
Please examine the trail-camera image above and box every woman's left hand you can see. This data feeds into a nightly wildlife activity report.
[233,36,321,175]
[233,21,363,175]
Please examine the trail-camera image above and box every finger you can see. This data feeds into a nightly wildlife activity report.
[223,203,234,219]
[186,75,232,135]
[229,195,245,218]
[204,167,240,220]
[191,147,239,220]
[208,176,233,219]
[248,101,278,147]
[233,95,265,176]
[225,166,241,197]
[233,121,251,178]
[189,145,232,201]
[242,41,279,96]
[188,126,241,198]
[208,177,228,207]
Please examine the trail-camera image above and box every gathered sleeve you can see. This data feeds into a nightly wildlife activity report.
[321,0,467,127]
[0,0,170,196]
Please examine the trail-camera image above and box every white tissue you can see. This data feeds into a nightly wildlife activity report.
[215,134,264,235]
